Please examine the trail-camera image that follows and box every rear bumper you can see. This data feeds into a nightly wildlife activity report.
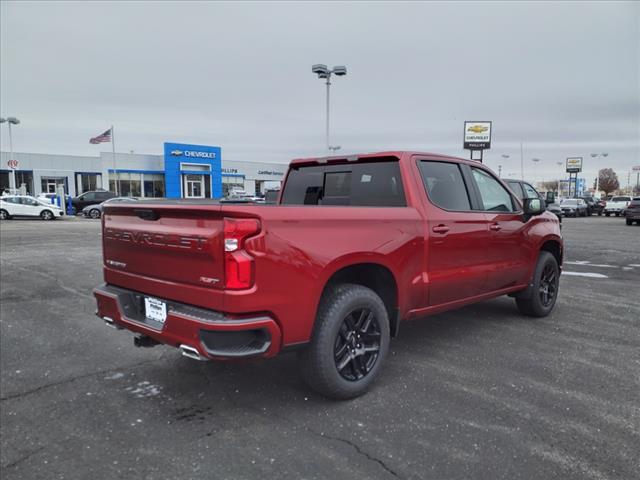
[93,284,282,360]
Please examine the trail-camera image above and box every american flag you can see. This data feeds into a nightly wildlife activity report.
[89,128,112,144]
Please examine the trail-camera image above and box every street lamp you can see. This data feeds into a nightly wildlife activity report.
[556,161,563,196]
[0,116,21,192]
[590,152,608,195]
[312,64,347,152]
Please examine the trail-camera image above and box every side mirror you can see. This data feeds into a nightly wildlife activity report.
[545,192,555,204]
[524,198,545,216]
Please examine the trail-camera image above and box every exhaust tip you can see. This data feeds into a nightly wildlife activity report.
[103,316,117,329]
[180,344,205,361]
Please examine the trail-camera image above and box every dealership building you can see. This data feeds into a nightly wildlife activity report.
[0,142,286,198]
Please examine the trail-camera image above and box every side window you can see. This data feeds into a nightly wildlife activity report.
[96,192,111,200]
[472,168,516,212]
[83,192,96,201]
[506,181,525,200]
[4,197,19,204]
[417,161,471,211]
[522,183,539,199]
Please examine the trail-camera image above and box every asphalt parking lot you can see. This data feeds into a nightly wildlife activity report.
[1,215,638,480]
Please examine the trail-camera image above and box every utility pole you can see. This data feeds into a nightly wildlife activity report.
[312,64,347,152]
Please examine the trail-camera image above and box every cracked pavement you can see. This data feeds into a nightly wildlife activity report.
[1,216,639,479]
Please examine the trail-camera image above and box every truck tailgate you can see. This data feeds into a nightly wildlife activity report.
[102,204,225,290]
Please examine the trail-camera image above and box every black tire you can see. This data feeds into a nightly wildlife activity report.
[0,209,10,220]
[598,212,602,216]
[41,210,54,221]
[515,251,560,317]
[89,208,101,219]
[626,219,633,226]
[615,213,620,217]
[605,212,610,217]
[298,284,390,400]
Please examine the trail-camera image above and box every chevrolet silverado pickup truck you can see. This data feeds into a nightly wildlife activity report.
[604,196,631,217]
[94,151,563,399]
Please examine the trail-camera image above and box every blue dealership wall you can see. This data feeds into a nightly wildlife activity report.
[163,142,222,198]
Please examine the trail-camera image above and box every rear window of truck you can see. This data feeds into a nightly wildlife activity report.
[281,161,406,207]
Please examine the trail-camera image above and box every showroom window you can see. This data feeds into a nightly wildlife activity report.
[222,175,245,196]
[76,173,101,194]
[143,174,165,198]
[109,172,141,197]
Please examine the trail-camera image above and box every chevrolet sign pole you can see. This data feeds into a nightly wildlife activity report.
[463,121,491,163]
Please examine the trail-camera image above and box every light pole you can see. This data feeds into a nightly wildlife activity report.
[312,64,347,152]
[499,154,510,178]
[590,152,608,196]
[556,161,563,196]
[0,116,21,192]
[532,158,541,186]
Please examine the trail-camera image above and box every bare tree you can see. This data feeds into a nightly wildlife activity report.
[540,180,559,192]
[599,168,619,195]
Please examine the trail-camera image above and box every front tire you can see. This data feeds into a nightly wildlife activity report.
[605,212,610,217]
[516,251,560,317]
[626,219,633,226]
[89,208,101,219]
[0,209,10,220]
[41,210,54,220]
[298,284,390,400]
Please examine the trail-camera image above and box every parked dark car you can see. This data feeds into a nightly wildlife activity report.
[580,196,603,216]
[504,179,562,220]
[72,190,116,214]
[624,197,640,225]
[82,196,138,219]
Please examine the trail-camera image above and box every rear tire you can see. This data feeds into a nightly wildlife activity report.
[605,212,610,217]
[626,219,633,226]
[298,284,390,400]
[41,210,54,220]
[615,213,620,217]
[515,251,560,318]
[0,209,10,220]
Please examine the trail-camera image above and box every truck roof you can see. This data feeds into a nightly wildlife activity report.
[289,151,468,167]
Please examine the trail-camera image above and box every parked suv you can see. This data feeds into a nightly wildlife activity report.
[94,151,563,399]
[504,179,562,220]
[624,197,640,225]
[72,190,116,214]
[580,196,602,216]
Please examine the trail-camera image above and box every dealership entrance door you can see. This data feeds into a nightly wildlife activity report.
[183,174,205,198]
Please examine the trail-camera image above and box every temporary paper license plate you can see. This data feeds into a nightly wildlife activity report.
[144,297,167,324]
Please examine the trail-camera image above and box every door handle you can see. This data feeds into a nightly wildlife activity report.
[432,225,450,234]
[489,223,502,231]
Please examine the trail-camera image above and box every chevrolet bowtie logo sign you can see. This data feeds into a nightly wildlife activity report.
[170,150,183,156]
[466,125,489,134]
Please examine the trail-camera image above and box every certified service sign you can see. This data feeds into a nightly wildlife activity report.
[566,157,583,173]
[464,121,492,150]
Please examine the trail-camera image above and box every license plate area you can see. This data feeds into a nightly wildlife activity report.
[144,297,167,328]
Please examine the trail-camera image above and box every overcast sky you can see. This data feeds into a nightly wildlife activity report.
[1,1,638,184]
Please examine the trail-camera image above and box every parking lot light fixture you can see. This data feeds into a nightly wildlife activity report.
[312,64,347,151]
[0,116,21,191]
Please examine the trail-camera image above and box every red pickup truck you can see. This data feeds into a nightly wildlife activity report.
[94,151,563,399]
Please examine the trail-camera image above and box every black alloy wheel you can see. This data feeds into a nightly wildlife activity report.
[334,308,381,381]
[539,263,558,308]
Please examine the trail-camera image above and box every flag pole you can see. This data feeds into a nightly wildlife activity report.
[111,125,118,195]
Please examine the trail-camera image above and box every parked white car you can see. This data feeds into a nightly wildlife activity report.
[0,195,64,220]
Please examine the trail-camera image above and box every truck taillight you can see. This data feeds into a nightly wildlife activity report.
[224,217,260,289]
